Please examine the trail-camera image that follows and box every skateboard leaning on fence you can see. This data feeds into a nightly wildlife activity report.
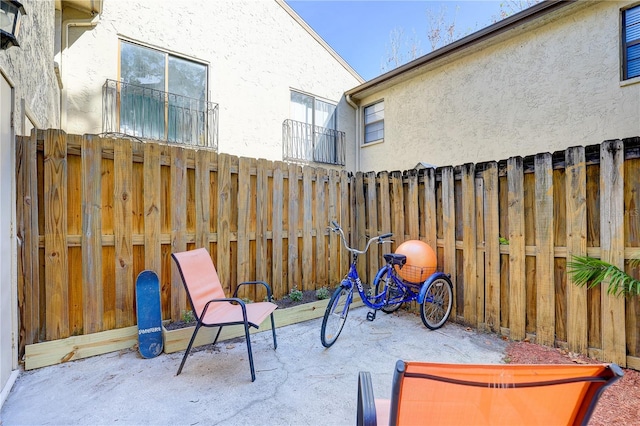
[135,270,164,358]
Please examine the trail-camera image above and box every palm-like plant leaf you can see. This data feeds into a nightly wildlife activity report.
[567,255,640,297]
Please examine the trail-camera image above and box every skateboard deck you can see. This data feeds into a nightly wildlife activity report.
[136,270,163,358]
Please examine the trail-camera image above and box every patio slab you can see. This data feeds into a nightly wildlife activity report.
[1,306,508,425]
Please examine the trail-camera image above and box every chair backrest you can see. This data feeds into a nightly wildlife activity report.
[172,248,226,318]
[389,360,623,426]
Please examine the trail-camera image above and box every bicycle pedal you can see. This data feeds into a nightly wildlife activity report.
[366,311,376,321]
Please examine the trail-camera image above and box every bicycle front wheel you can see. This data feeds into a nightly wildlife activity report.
[420,276,453,330]
[321,286,351,347]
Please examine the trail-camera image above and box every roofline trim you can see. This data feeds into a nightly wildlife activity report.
[346,0,577,98]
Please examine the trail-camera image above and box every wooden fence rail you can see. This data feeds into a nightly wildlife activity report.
[16,130,640,370]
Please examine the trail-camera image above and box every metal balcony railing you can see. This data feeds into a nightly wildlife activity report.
[282,119,346,166]
[102,79,218,149]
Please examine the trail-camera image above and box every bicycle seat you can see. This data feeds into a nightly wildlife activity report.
[383,253,407,267]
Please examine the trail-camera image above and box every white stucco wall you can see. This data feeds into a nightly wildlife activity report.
[0,0,60,132]
[62,0,361,168]
[355,1,640,172]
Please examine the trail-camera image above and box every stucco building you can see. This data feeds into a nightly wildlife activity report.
[346,0,640,171]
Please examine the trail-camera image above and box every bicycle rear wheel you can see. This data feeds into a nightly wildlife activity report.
[420,276,453,330]
[321,285,351,347]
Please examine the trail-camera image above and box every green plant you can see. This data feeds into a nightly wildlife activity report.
[567,255,640,297]
[499,237,509,245]
[181,309,195,323]
[288,286,303,302]
[316,286,330,300]
[241,297,254,304]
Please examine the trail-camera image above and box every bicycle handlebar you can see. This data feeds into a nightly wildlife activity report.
[329,222,393,255]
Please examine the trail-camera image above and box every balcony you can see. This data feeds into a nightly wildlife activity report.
[282,119,346,166]
[102,79,218,150]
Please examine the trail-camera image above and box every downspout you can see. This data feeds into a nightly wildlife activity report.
[60,14,100,130]
[345,94,360,172]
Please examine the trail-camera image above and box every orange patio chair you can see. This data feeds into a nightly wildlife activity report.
[171,248,277,382]
[357,360,623,426]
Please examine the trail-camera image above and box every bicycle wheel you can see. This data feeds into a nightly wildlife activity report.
[420,276,453,330]
[374,268,405,314]
[321,285,351,347]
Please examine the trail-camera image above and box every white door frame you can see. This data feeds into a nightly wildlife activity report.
[0,70,19,409]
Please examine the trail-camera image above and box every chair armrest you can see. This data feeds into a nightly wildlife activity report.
[201,297,248,318]
[357,371,377,426]
[233,281,274,301]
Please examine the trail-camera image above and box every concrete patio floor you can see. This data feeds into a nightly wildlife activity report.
[1,306,508,425]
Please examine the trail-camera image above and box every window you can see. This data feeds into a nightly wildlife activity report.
[290,91,337,132]
[623,5,640,80]
[285,91,344,165]
[364,101,384,144]
[119,41,208,143]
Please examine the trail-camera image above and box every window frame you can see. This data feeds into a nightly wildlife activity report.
[289,89,338,130]
[363,100,384,146]
[622,4,640,81]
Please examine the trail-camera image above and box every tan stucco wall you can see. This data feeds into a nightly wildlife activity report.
[62,0,360,168]
[356,1,640,171]
[0,0,60,133]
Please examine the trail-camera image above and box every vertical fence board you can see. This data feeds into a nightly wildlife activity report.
[441,167,456,316]
[288,164,300,291]
[462,164,477,326]
[475,177,485,329]
[625,157,640,358]
[565,146,588,353]
[16,132,40,352]
[422,168,437,250]
[483,162,500,332]
[272,162,284,297]
[407,170,419,240]
[508,157,526,340]
[535,153,555,346]
[81,135,103,333]
[44,130,69,340]
[237,158,251,292]
[144,143,161,275]
[600,140,626,366]
[378,172,392,247]
[586,163,602,349]
[113,139,133,327]
[170,146,187,319]
[302,166,314,290]
[195,150,211,251]
[328,170,340,286]
[217,154,232,295]
[366,171,380,281]
[256,158,269,299]
[315,168,327,288]
[354,172,367,280]
[390,171,405,245]
[339,170,350,273]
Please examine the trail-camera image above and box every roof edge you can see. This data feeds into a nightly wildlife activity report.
[346,0,577,98]
[276,0,365,84]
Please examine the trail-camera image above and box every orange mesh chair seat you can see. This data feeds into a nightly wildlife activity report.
[172,248,277,382]
[357,360,623,426]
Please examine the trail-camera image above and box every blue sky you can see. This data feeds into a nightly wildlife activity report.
[286,1,510,80]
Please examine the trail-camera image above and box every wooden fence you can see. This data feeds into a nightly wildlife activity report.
[15,130,640,369]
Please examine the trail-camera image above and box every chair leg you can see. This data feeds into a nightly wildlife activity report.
[177,323,202,376]
[244,322,256,382]
[270,312,277,350]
